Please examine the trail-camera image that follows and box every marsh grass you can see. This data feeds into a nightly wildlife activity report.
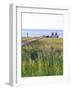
[21,38,63,77]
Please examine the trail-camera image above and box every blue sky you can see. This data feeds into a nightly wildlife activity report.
[22,29,63,38]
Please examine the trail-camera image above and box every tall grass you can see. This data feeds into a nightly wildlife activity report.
[21,38,63,77]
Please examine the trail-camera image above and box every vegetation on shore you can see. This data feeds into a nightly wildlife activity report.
[21,38,63,77]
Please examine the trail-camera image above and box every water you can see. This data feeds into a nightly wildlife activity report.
[22,29,63,38]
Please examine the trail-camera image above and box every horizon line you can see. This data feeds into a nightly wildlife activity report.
[22,29,63,31]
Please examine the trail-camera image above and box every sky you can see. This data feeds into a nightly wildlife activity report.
[22,13,64,30]
[22,13,64,38]
[22,29,63,38]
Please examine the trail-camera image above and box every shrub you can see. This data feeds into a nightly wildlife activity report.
[30,49,38,61]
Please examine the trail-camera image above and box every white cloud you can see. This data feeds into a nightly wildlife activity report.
[22,13,64,30]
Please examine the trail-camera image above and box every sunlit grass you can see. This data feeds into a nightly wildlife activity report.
[21,38,63,77]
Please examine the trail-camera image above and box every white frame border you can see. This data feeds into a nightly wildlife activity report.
[9,4,70,86]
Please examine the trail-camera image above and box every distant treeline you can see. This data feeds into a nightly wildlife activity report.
[45,32,59,38]
[22,32,59,38]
